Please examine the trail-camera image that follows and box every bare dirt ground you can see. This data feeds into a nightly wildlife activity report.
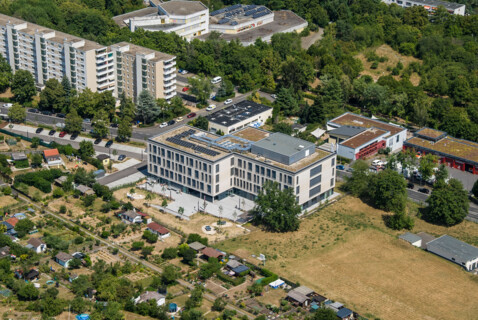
[0,195,17,207]
[218,196,478,320]
[63,155,97,171]
[90,249,122,265]
[356,44,421,85]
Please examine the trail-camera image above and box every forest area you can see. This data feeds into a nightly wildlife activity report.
[0,0,477,141]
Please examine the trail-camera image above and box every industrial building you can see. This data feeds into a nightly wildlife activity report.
[206,100,272,134]
[147,125,336,210]
[381,0,465,15]
[327,113,408,160]
[0,14,176,100]
[404,128,478,175]
[113,0,209,40]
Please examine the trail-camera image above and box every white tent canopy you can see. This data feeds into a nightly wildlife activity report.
[269,279,285,288]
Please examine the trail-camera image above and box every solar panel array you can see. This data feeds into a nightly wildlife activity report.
[253,10,270,19]
[230,21,238,26]
[210,8,226,16]
[166,129,220,157]
[218,18,230,24]
[243,5,257,11]
[256,6,267,12]
[244,9,257,16]
[225,4,242,11]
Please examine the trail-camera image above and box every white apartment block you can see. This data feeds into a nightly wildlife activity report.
[147,125,336,210]
[0,14,176,100]
[114,1,209,41]
[381,0,465,15]
[111,42,176,100]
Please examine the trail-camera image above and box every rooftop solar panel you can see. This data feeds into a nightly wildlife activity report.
[256,6,266,12]
[210,8,226,16]
[218,18,230,24]
[230,21,238,26]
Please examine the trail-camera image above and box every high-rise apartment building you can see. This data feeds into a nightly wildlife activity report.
[110,42,176,100]
[0,13,176,100]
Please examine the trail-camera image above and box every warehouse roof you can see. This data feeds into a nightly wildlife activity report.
[427,235,478,262]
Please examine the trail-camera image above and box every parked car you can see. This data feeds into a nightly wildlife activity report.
[211,76,222,84]
[418,187,430,194]
[179,69,188,75]
[59,131,67,138]
[56,113,66,118]
[372,159,384,167]
[83,118,91,123]
[407,182,415,189]
[168,120,176,126]
[110,123,118,128]
[224,99,233,105]
[271,94,277,99]
[118,154,126,161]
[3,103,12,108]
[105,140,113,148]
[70,133,78,140]
[35,128,44,134]
[28,108,39,113]
[41,110,52,116]
[94,138,102,145]
[160,122,168,128]
[187,112,196,118]
[176,117,184,122]
[182,87,189,92]
[48,130,56,136]
[206,104,216,111]
[336,164,345,171]
[346,167,354,173]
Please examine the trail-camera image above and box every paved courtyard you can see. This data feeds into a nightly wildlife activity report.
[139,182,254,221]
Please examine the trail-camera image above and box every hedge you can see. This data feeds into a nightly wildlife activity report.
[14,169,63,193]
[14,159,29,168]
[215,271,246,286]
[258,268,278,286]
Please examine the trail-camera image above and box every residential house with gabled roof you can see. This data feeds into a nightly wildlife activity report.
[146,222,170,239]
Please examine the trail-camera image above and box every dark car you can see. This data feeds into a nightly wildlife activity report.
[70,133,78,140]
[56,113,66,118]
[41,110,52,116]
[35,128,43,134]
[28,108,39,113]
[105,140,113,148]
[187,112,196,118]
[407,182,414,189]
[110,123,118,128]
[418,188,430,194]
[336,165,345,171]
[168,120,176,126]
[59,131,67,138]
[118,154,126,161]
[94,138,102,145]
[48,129,56,136]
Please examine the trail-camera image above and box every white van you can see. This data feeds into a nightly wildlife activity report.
[211,76,222,84]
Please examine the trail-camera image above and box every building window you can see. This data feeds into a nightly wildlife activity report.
[331,158,335,166]
[310,164,322,177]
[266,169,271,177]
[287,176,292,185]
[248,163,252,171]
[216,174,219,183]
[207,185,211,193]
[247,172,252,181]
[216,184,219,193]
[310,175,321,187]
[272,171,276,179]
[216,164,219,172]
[296,186,300,194]
[255,165,259,173]
[396,135,400,143]
[309,185,321,197]
[203,163,207,171]
[330,178,334,187]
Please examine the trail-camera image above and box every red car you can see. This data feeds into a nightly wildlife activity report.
[182,87,189,92]
[59,131,67,138]
[187,112,196,118]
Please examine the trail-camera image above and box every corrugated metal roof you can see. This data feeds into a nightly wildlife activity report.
[427,235,478,262]
[399,232,422,244]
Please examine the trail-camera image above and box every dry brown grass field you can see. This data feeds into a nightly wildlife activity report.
[217,196,478,320]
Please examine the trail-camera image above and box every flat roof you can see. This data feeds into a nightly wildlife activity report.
[427,235,478,262]
[415,128,446,140]
[207,100,272,128]
[329,112,405,136]
[399,232,422,244]
[232,127,270,142]
[113,7,158,27]
[340,128,388,149]
[209,4,272,26]
[328,125,366,138]
[199,10,307,44]
[404,136,478,166]
[253,132,315,157]
[411,0,465,10]
[0,13,104,51]
[159,0,208,16]
[113,41,175,62]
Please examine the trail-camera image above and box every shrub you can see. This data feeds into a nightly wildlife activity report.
[52,188,64,198]
[14,159,29,168]
[370,62,379,69]
[59,205,67,214]
[161,247,177,260]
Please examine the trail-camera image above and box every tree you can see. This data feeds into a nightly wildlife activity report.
[131,241,144,251]
[8,103,26,123]
[387,211,414,230]
[65,109,83,133]
[79,140,95,158]
[141,246,154,258]
[69,258,82,269]
[280,56,315,92]
[212,297,227,312]
[181,309,204,320]
[17,283,39,301]
[186,233,208,246]
[161,247,177,260]
[275,86,299,116]
[142,230,158,244]
[185,285,204,309]
[14,218,34,237]
[312,308,337,320]
[252,181,301,232]
[61,76,74,108]
[345,160,370,197]
[419,154,438,183]
[180,247,196,266]
[117,117,132,142]
[188,76,212,106]
[30,137,40,149]
[425,179,469,226]
[40,78,65,112]
[272,122,292,135]
[137,90,160,124]
[92,109,110,138]
[119,92,136,119]
[368,169,407,213]
[0,53,12,94]
[189,116,208,131]
[70,296,87,314]
[11,70,36,104]
[161,265,180,285]
[435,164,448,184]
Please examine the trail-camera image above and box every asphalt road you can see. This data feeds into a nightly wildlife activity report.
[97,160,147,186]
